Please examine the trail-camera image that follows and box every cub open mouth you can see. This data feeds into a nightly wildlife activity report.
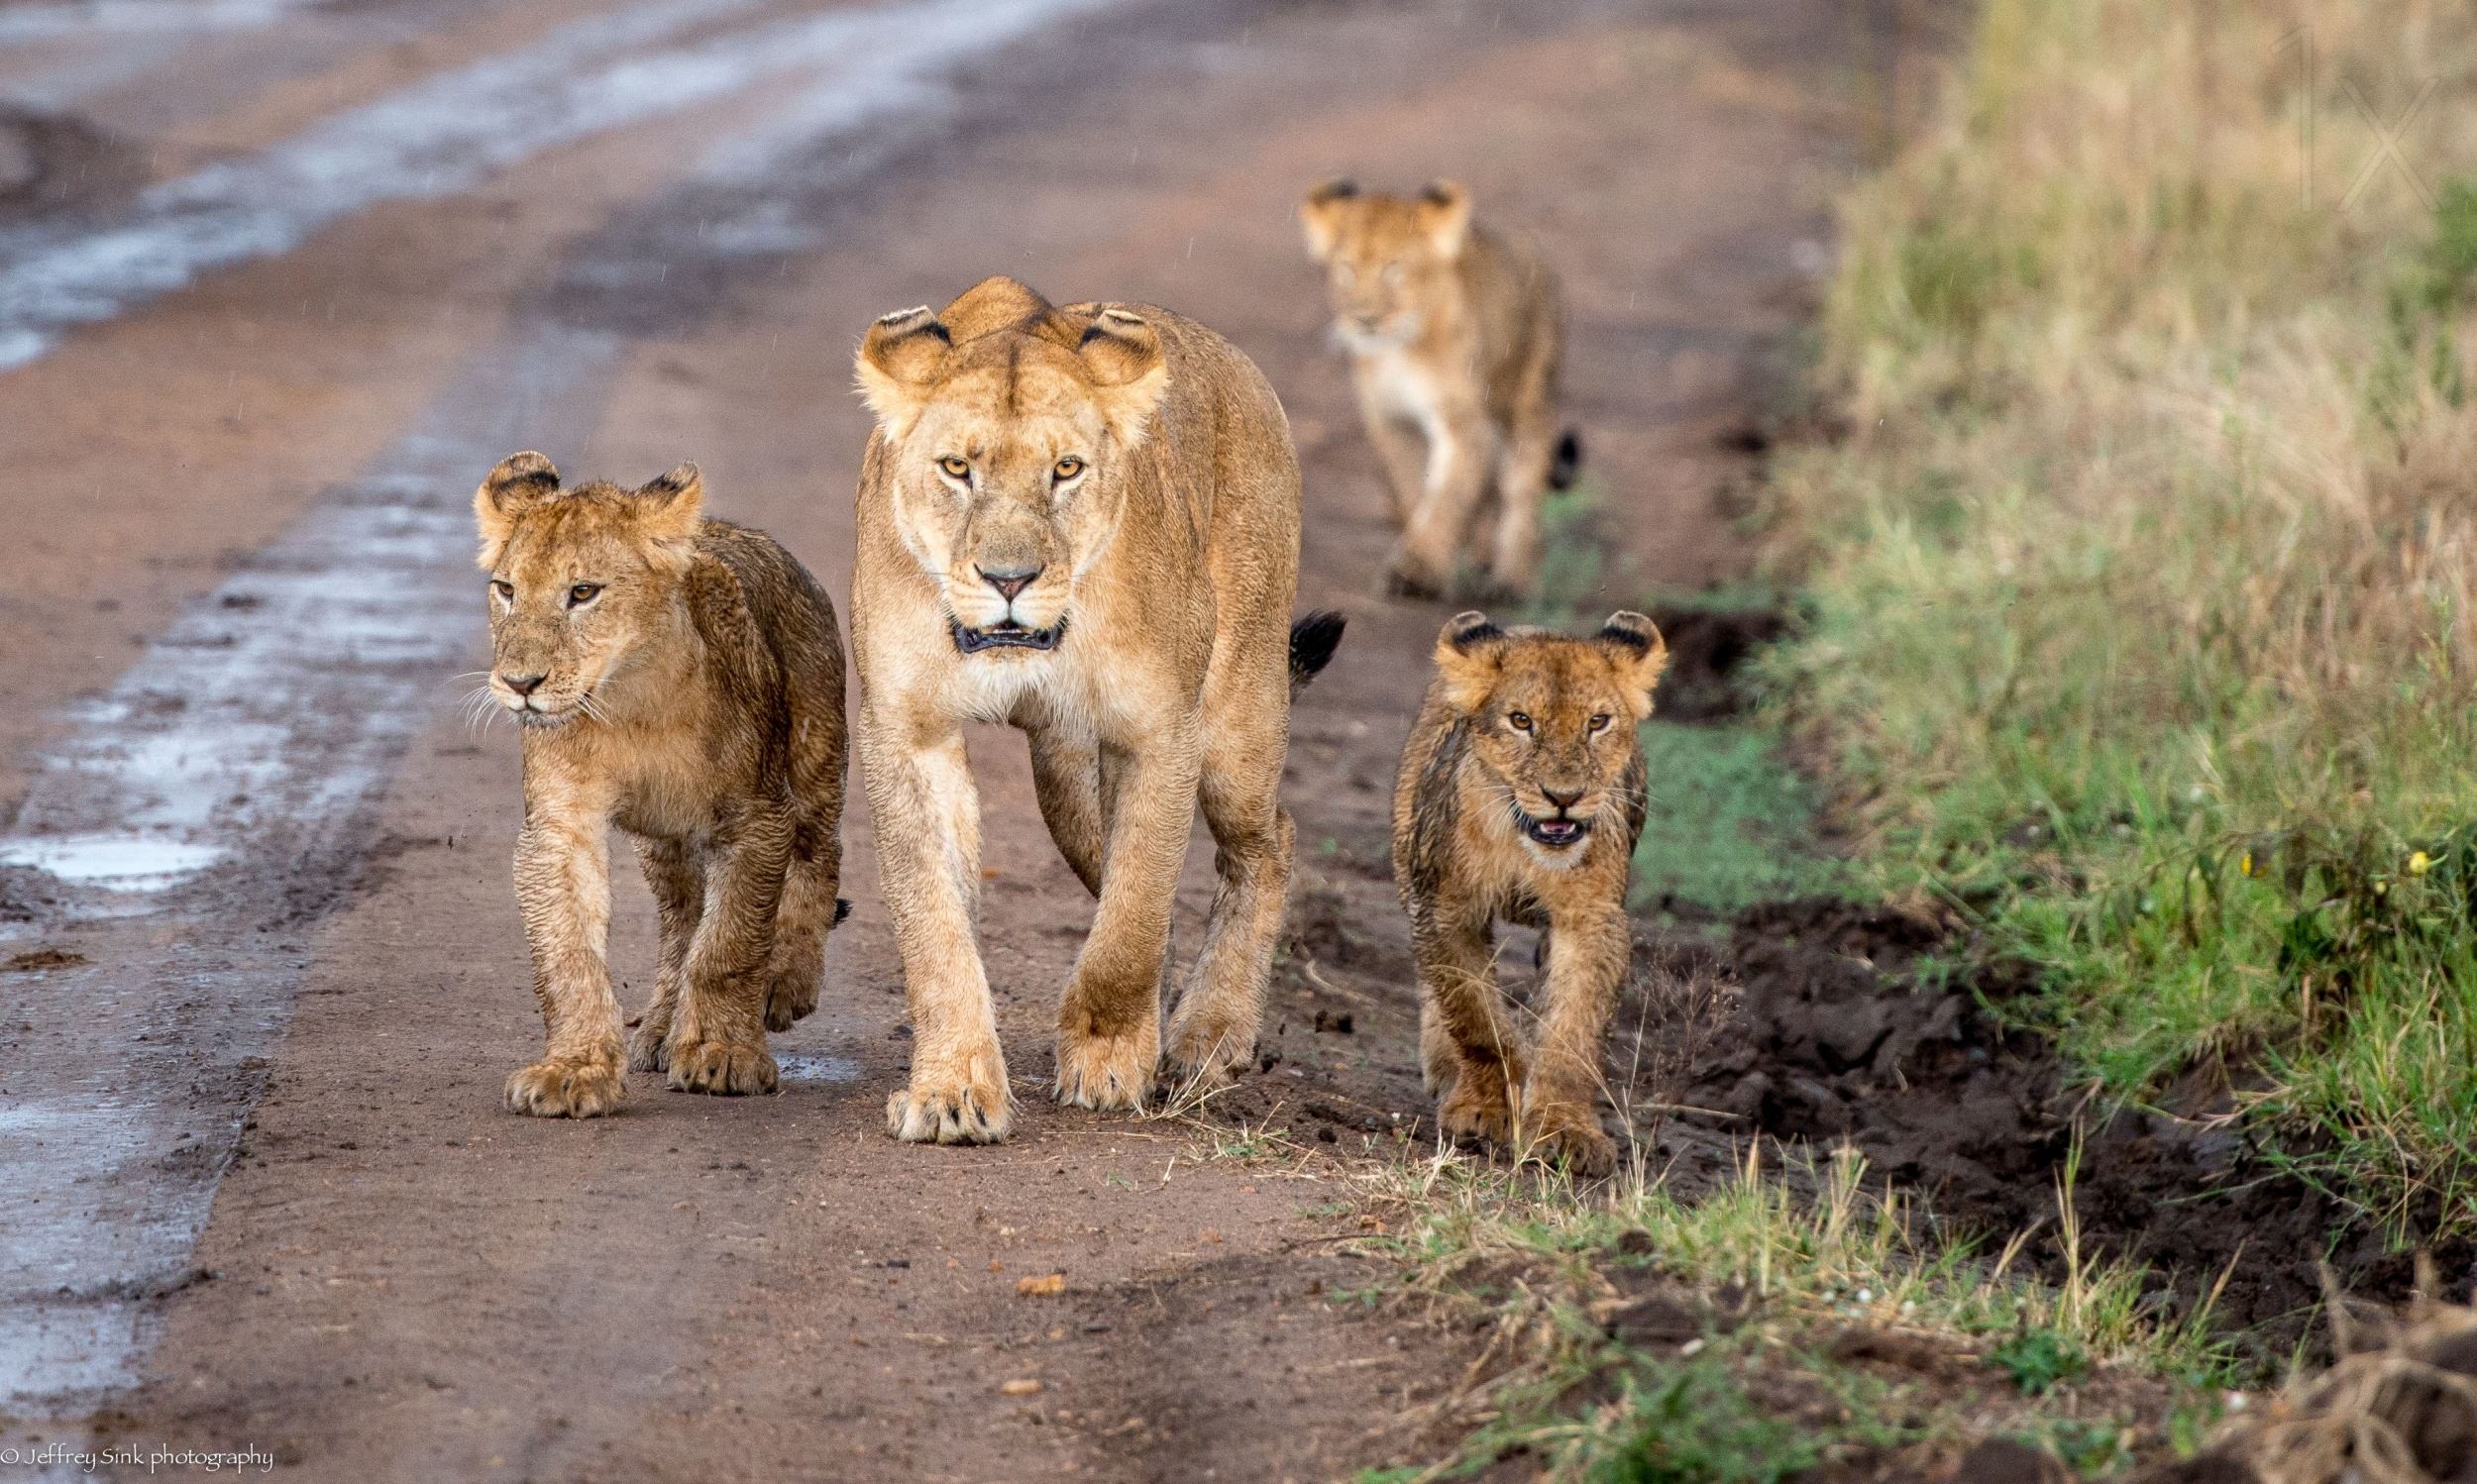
[1522,813,1591,848]
[950,616,1067,655]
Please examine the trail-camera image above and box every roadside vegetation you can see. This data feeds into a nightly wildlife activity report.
[1765,0,2477,1238]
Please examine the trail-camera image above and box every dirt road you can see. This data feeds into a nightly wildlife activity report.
[0,0,1857,1476]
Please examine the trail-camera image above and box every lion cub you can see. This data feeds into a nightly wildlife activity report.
[474,453,846,1117]
[1392,609,1667,1175]
[1301,178,1578,600]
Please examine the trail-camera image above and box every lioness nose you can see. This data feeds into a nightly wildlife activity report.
[977,564,1041,602]
[1542,787,1583,812]
[500,672,546,696]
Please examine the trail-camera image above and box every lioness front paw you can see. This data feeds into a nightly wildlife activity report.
[1524,1103,1618,1179]
[763,971,820,1033]
[887,1059,1012,1144]
[1054,1021,1156,1112]
[626,1017,673,1073]
[666,1038,778,1097]
[505,1056,626,1118]
[1159,1015,1252,1096]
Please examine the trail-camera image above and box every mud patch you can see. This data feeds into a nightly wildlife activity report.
[3,947,86,973]
[1642,605,1786,723]
[0,107,144,221]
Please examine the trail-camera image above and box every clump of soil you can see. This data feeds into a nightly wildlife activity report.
[1641,605,1784,722]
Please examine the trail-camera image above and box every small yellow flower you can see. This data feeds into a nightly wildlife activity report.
[2410,850,2433,876]
[2238,851,2253,877]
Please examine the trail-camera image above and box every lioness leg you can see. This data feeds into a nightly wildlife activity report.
[1025,715,1104,898]
[627,835,703,1072]
[1054,734,1197,1112]
[664,802,790,1097]
[505,811,626,1118]
[763,821,841,1032]
[1485,365,1562,597]
[864,716,1011,1143]
[1390,402,1497,599]
[1413,908,1524,1148]
[1163,719,1294,1088]
[1519,903,1627,1177]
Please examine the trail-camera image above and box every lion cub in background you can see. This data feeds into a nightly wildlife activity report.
[1393,609,1667,1175]
[474,453,846,1117]
[1302,178,1578,600]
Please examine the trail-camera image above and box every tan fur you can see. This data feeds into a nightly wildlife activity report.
[849,277,1337,1144]
[474,453,846,1117]
[1391,610,1667,1175]
[1301,178,1570,599]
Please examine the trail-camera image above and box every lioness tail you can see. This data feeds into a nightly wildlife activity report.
[1289,610,1346,696]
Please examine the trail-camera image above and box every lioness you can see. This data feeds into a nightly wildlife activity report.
[1300,178,1578,600]
[850,276,1342,1144]
[1393,609,1667,1175]
[474,453,846,1117]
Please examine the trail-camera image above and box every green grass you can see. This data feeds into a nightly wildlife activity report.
[1631,721,1843,915]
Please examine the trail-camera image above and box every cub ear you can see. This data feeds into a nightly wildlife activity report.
[1416,179,1472,260]
[854,305,953,438]
[634,462,703,546]
[474,451,560,568]
[1597,610,1669,716]
[1434,609,1507,712]
[1077,308,1170,446]
[1300,176,1357,261]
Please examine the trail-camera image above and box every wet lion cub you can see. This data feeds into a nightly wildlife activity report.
[1301,178,1577,599]
[1393,610,1667,1175]
[474,453,847,1117]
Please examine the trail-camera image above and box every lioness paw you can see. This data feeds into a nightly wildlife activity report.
[887,1067,1012,1144]
[1054,1023,1156,1113]
[1160,1016,1252,1094]
[626,1017,673,1073]
[763,971,819,1033]
[666,1038,778,1097]
[505,1057,626,1118]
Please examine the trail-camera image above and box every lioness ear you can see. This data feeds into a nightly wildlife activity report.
[1300,177,1357,261]
[1416,179,1471,260]
[854,306,952,438]
[634,462,703,546]
[1434,609,1507,712]
[474,451,560,568]
[1078,308,1169,446]
[1597,610,1669,717]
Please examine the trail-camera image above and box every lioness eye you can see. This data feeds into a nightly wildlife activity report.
[937,456,971,480]
[1588,713,1612,733]
[491,580,513,600]
[1053,456,1085,481]
[1507,711,1533,733]
[568,583,601,607]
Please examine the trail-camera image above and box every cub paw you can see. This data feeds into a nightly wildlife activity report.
[887,1055,1012,1144]
[666,1038,778,1097]
[1383,551,1446,601]
[1525,1104,1618,1179]
[505,1056,626,1118]
[1159,1016,1252,1096]
[1437,1079,1516,1148]
[1054,1021,1157,1112]
[626,1017,673,1073]
[764,971,819,1033]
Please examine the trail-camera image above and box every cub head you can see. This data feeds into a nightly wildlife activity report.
[472,451,703,727]
[1432,610,1669,860]
[1298,178,1472,350]
[854,276,1168,657]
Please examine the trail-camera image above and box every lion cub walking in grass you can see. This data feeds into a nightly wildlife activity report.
[1301,178,1578,600]
[474,453,846,1117]
[1393,610,1668,1175]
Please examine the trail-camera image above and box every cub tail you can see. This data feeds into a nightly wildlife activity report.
[1288,610,1346,697]
[1548,429,1582,491]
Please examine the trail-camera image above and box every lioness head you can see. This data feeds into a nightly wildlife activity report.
[472,451,703,727]
[854,277,1168,657]
[1299,178,1471,350]
[1433,610,1668,858]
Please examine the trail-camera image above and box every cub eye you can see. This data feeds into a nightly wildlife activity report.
[490,580,513,601]
[1588,713,1613,733]
[1053,456,1085,481]
[1507,711,1533,733]
[937,456,971,480]
[567,583,602,607]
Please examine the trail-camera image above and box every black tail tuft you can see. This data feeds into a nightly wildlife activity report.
[1548,429,1582,490]
[833,898,853,927]
[1288,610,1346,694]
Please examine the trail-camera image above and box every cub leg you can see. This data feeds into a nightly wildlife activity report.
[763,822,842,1033]
[1164,696,1294,1089]
[1054,731,1198,1113]
[664,801,791,1097]
[1411,905,1524,1148]
[1519,903,1629,1177]
[1353,381,1429,529]
[627,835,704,1072]
[1486,406,1562,600]
[505,808,626,1118]
[863,715,1011,1143]
[1419,1002,1457,1097]
[1390,402,1497,599]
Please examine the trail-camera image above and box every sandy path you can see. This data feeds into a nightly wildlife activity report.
[0,0,1854,1475]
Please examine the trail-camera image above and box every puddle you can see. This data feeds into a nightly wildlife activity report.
[0,834,222,891]
[775,1052,862,1085]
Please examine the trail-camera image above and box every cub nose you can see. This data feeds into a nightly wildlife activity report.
[977,564,1042,602]
[1541,787,1583,812]
[499,672,546,697]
